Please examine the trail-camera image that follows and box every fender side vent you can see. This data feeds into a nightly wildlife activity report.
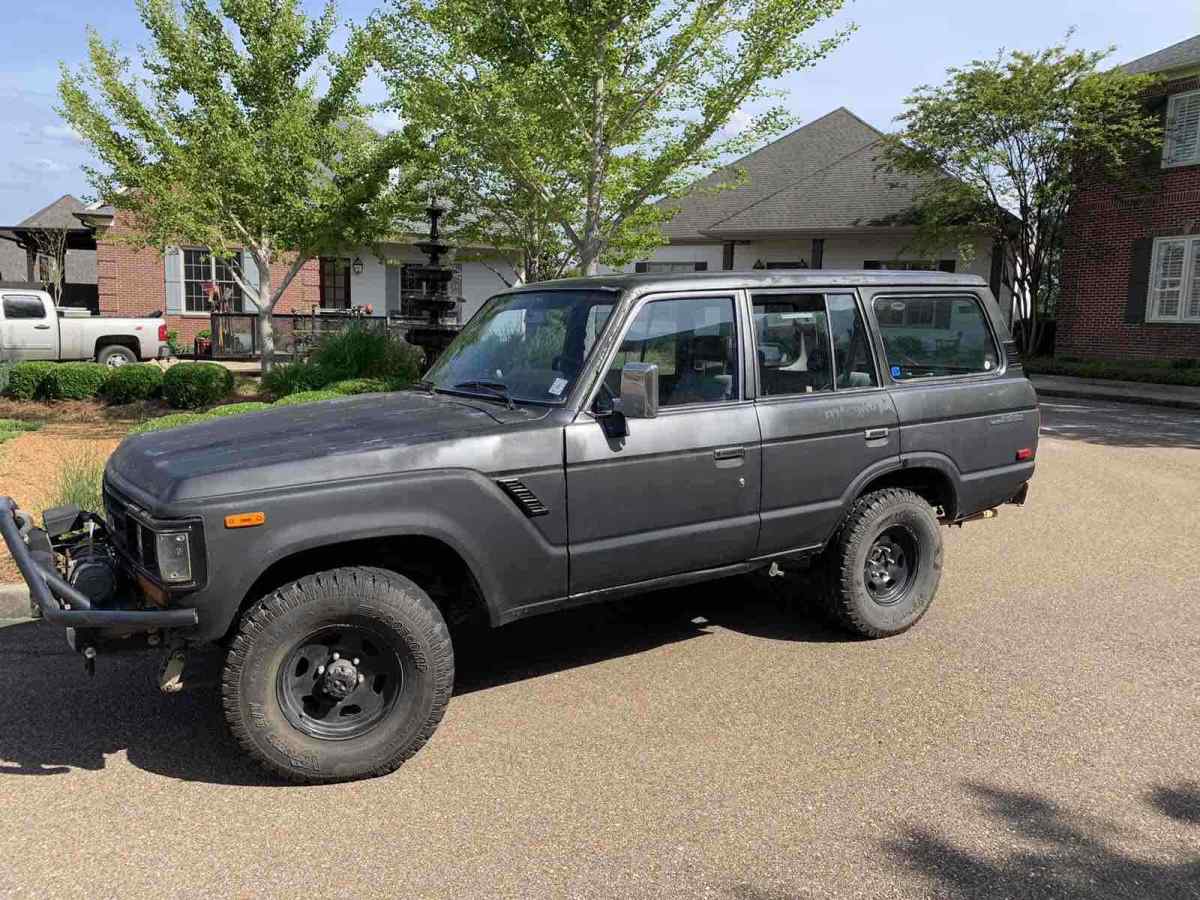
[1004,340,1022,370]
[497,478,549,517]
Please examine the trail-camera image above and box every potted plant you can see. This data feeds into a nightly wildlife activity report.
[195,329,213,358]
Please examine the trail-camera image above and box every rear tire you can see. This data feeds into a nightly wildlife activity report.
[222,566,454,783]
[97,344,137,367]
[820,488,942,638]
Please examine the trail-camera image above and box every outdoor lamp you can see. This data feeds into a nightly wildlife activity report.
[352,257,364,276]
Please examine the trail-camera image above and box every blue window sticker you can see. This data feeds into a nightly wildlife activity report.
[890,365,902,378]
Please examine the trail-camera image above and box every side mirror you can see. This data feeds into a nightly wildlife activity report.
[620,362,658,419]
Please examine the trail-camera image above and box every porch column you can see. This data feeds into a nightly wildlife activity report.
[811,238,824,270]
[25,246,36,282]
[722,241,735,271]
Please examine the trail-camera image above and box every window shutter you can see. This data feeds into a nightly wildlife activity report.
[693,261,708,271]
[1125,239,1155,323]
[1189,241,1200,321]
[634,262,648,273]
[385,262,400,314]
[163,246,183,314]
[1165,92,1200,166]
[241,249,260,311]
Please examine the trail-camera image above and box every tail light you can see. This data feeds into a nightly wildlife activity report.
[158,323,168,342]
[1016,447,1034,461]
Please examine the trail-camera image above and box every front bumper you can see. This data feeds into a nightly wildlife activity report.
[0,496,197,631]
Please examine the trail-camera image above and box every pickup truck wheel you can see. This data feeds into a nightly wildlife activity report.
[821,488,942,638]
[97,345,137,367]
[222,566,454,783]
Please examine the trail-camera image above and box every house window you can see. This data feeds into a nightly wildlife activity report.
[634,261,708,273]
[183,248,243,313]
[1164,90,1200,168]
[320,257,352,309]
[864,259,956,272]
[1147,236,1200,323]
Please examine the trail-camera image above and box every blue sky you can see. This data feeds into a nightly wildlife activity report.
[1,0,1197,223]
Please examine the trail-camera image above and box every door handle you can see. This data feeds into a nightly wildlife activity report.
[864,428,889,441]
[34,324,51,330]
[713,446,746,461]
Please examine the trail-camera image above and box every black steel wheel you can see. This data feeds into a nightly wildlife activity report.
[862,525,919,605]
[820,488,942,638]
[223,567,454,783]
[277,622,406,741]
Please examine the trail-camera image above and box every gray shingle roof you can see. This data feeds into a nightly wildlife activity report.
[703,139,937,237]
[661,107,885,241]
[17,194,88,230]
[1122,34,1200,75]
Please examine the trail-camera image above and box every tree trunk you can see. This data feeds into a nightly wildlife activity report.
[257,258,276,372]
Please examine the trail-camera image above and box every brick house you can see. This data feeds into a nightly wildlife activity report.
[76,205,519,352]
[1058,35,1200,362]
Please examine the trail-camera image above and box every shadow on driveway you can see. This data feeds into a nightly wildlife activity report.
[0,574,837,785]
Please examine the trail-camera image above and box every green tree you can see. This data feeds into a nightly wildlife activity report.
[881,39,1162,353]
[58,0,410,368]
[381,0,849,279]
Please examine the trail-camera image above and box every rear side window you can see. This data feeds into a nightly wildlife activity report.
[2,294,46,319]
[873,294,999,380]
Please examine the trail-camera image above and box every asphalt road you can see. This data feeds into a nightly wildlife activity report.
[2,397,1198,899]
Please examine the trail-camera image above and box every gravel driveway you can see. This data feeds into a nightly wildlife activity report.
[1,399,1198,898]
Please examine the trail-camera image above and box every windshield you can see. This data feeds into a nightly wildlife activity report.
[425,289,617,404]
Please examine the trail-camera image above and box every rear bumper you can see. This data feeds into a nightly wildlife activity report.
[0,496,197,631]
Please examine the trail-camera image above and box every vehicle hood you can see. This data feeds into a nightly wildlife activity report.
[107,391,551,504]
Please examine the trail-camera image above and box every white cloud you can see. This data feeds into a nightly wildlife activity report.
[41,124,81,143]
[12,157,70,178]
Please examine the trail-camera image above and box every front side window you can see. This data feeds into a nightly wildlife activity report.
[607,296,738,408]
[874,295,999,379]
[2,294,46,319]
[426,289,616,404]
[1164,90,1200,168]
[184,248,243,313]
[1148,236,1200,323]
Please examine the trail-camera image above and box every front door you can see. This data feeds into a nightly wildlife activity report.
[565,292,761,595]
[752,290,900,555]
[0,293,55,361]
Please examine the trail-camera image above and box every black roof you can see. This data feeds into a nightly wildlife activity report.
[514,269,988,294]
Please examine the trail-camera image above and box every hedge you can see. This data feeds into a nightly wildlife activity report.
[103,364,164,404]
[162,362,236,409]
[208,401,272,417]
[1024,356,1200,387]
[128,412,212,435]
[272,390,343,406]
[40,362,111,400]
[3,361,56,400]
[329,378,390,395]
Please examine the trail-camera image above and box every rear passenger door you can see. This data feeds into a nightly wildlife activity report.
[752,290,900,556]
[866,290,1039,517]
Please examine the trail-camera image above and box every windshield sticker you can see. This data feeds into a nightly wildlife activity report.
[548,377,568,396]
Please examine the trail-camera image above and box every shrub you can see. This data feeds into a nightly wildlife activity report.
[101,364,164,404]
[311,327,424,386]
[128,412,213,435]
[329,377,390,395]
[162,362,235,409]
[208,401,272,417]
[260,360,326,398]
[4,361,56,400]
[40,362,111,401]
[53,455,106,513]
[272,390,343,406]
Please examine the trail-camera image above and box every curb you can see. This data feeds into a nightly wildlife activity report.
[1032,385,1200,412]
[0,583,33,619]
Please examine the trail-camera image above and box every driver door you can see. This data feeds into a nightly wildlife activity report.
[564,291,761,595]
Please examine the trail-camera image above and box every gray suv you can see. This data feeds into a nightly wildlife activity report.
[1,270,1038,782]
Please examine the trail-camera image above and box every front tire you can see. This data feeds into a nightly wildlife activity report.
[820,488,943,638]
[222,566,454,783]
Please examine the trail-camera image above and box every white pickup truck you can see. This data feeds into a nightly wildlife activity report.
[0,288,168,367]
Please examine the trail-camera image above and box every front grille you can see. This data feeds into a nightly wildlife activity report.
[104,485,157,573]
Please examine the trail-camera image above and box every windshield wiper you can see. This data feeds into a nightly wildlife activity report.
[451,380,515,410]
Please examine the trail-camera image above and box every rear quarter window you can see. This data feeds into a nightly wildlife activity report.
[873,294,999,380]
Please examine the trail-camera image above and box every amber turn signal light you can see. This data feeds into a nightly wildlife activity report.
[224,512,266,529]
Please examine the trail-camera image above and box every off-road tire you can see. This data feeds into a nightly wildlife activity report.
[222,566,454,783]
[820,488,942,638]
[97,344,137,367]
